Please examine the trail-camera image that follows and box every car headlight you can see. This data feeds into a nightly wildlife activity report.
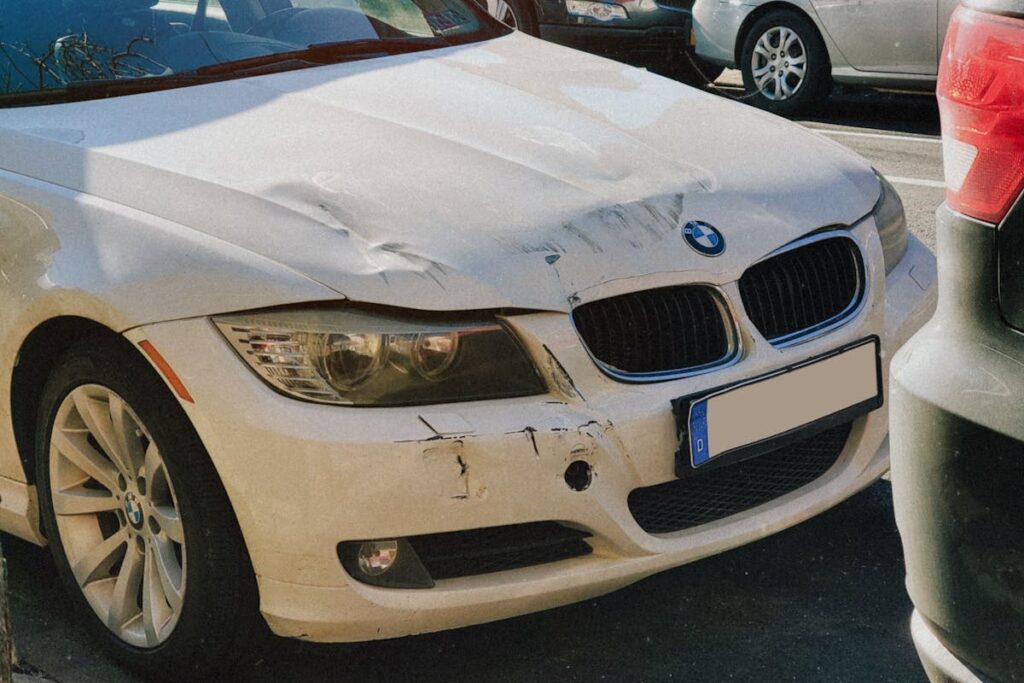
[214,308,547,406]
[873,171,909,274]
[566,1,628,21]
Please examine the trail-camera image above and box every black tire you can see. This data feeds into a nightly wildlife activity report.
[35,338,261,681]
[739,10,830,116]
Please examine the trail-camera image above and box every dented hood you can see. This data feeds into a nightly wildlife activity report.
[0,32,881,313]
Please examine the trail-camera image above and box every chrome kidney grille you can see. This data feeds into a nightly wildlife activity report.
[571,285,737,380]
[739,234,866,346]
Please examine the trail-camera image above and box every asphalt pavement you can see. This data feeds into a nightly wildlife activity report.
[5,77,943,683]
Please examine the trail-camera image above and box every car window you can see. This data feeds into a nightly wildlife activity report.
[0,0,506,103]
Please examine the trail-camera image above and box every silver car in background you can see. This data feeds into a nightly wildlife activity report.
[693,0,959,114]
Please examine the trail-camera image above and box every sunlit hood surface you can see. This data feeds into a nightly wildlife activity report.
[0,32,881,312]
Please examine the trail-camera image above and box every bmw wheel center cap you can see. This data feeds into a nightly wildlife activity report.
[682,220,726,257]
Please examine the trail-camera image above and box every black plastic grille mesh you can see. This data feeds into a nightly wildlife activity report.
[572,286,731,375]
[628,423,852,534]
[739,237,864,343]
[408,522,592,580]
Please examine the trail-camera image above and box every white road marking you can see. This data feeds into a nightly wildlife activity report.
[887,176,946,189]
[810,128,943,145]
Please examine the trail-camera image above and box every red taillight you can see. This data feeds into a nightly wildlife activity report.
[939,6,1024,224]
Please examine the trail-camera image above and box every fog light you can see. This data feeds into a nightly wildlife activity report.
[338,538,435,589]
[358,540,399,576]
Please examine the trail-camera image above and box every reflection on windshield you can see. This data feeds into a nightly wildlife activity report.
[0,0,506,102]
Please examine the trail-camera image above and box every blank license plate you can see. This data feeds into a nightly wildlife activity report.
[688,340,880,467]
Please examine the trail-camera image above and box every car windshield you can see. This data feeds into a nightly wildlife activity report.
[0,0,508,105]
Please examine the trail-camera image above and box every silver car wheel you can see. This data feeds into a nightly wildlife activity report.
[751,26,807,101]
[486,0,520,29]
[49,385,186,649]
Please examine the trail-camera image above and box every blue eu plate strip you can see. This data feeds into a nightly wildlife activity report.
[689,400,711,467]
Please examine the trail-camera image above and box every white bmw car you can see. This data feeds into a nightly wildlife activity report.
[0,0,935,678]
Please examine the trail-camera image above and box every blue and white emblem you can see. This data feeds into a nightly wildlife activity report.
[682,220,726,257]
[124,492,143,528]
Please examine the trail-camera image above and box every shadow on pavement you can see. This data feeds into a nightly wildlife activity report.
[800,87,940,137]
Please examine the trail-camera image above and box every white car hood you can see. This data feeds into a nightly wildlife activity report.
[0,32,880,313]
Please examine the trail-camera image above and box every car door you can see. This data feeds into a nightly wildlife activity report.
[811,0,939,74]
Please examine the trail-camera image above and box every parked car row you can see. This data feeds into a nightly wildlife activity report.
[481,0,961,113]
[474,0,725,83]
[0,1,1017,681]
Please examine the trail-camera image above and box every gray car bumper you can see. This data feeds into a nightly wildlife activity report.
[692,0,756,66]
[911,612,989,683]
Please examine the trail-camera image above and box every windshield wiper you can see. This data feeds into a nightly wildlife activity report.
[192,36,450,77]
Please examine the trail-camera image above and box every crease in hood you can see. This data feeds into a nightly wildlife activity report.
[0,32,882,313]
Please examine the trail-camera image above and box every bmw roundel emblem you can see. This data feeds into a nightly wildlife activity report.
[682,220,726,257]
[124,492,144,529]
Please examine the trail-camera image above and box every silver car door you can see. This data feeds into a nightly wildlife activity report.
[812,0,938,74]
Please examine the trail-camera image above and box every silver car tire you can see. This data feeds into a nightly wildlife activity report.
[35,339,261,680]
[740,10,830,116]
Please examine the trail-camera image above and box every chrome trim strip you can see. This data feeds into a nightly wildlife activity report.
[571,285,743,384]
[743,230,868,349]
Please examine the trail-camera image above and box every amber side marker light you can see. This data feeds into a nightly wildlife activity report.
[139,340,195,403]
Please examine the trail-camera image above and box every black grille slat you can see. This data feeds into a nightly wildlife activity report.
[407,522,592,580]
[628,423,852,534]
[740,236,864,343]
[573,285,731,376]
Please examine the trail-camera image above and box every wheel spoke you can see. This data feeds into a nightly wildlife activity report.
[109,395,145,479]
[142,545,164,647]
[781,28,798,52]
[756,72,773,91]
[789,64,806,79]
[151,504,184,545]
[106,542,143,632]
[780,76,795,97]
[52,431,118,493]
[72,528,128,587]
[151,538,184,613]
[773,76,783,100]
[72,389,133,478]
[53,489,119,516]
[753,63,772,77]
[754,40,771,58]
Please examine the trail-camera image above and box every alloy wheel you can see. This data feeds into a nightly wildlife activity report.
[751,26,808,101]
[48,385,186,649]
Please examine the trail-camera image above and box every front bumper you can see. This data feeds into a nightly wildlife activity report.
[692,0,755,67]
[130,223,935,643]
[911,611,988,683]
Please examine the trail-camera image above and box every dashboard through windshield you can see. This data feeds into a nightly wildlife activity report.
[0,0,508,105]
